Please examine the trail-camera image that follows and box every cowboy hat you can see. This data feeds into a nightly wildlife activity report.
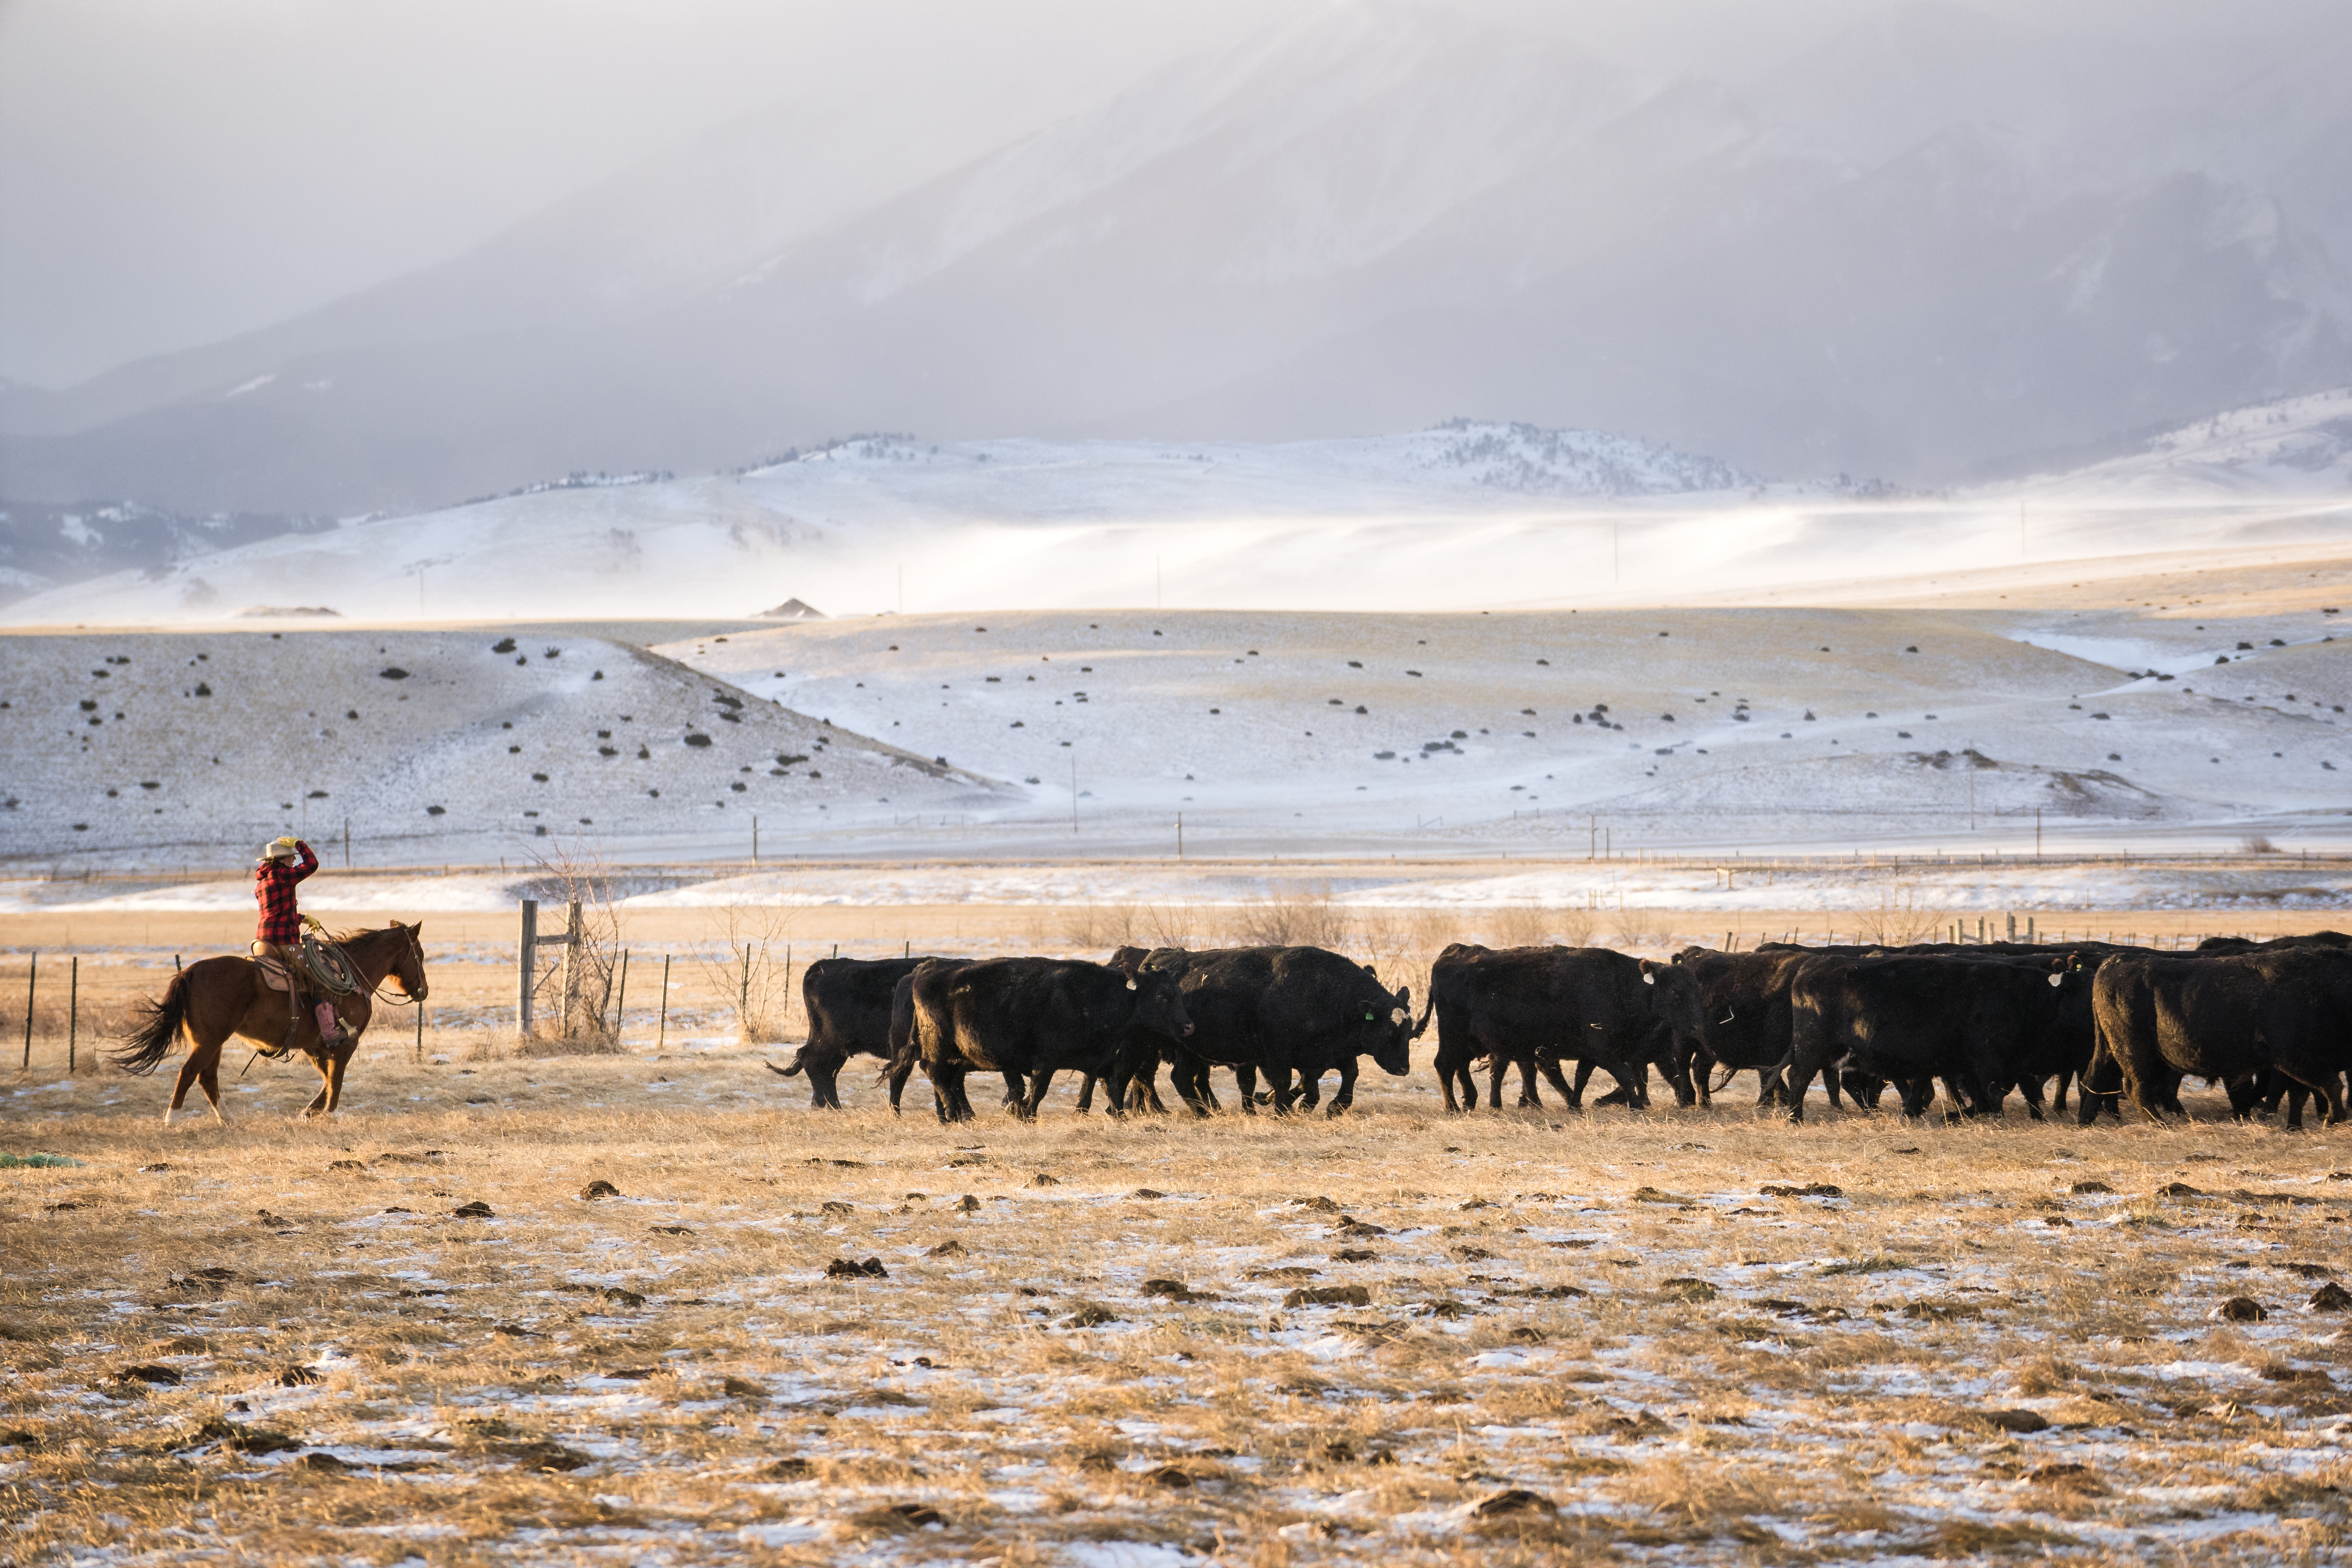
[259,835,301,863]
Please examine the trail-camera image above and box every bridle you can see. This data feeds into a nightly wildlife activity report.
[367,925,428,1007]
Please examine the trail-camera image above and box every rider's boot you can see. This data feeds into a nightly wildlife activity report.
[314,998,344,1044]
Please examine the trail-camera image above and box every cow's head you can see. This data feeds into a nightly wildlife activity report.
[1109,946,1148,977]
[1639,958,1706,1038]
[1129,966,1193,1040]
[1368,983,1413,1074]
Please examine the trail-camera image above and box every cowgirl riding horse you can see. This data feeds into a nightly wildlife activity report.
[113,836,429,1123]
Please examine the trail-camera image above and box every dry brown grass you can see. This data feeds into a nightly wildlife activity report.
[5,1031,2350,1567]
[8,900,2352,1562]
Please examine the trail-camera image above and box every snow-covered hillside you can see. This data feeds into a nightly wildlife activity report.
[665,602,2352,856]
[2035,387,2352,499]
[7,404,2351,626]
[0,628,1004,866]
[2,588,2347,868]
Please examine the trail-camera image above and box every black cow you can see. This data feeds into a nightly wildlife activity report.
[1785,953,2096,1122]
[1127,946,1414,1116]
[884,959,987,1117]
[1420,944,1703,1112]
[906,955,1192,1122]
[2196,931,2352,954]
[1669,947,1813,1108]
[766,955,935,1109]
[2087,949,2352,1125]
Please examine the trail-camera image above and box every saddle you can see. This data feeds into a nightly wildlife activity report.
[249,932,359,996]
[249,932,360,1056]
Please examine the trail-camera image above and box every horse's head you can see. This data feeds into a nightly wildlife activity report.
[390,920,429,1001]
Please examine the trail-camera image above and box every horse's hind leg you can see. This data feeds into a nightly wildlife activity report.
[194,1044,229,1125]
[165,1051,203,1127]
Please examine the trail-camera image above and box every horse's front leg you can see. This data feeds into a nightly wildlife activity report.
[316,1041,357,1116]
[195,1042,229,1125]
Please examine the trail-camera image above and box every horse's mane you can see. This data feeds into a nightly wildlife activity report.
[329,922,410,946]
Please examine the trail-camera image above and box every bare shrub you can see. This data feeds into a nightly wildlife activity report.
[1857,878,1944,947]
[2241,834,2279,855]
[516,840,626,1056]
[1232,881,1345,948]
[698,904,801,1044]
[1485,902,1548,948]
[1610,901,1665,953]
[1136,903,1198,950]
[1344,906,1460,1011]
[1486,900,1593,949]
[1062,900,1141,951]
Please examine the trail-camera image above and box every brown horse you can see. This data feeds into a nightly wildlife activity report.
[113,922,429,1124]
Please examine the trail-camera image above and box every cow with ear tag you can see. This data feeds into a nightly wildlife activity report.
[899,953,1192,1123]
[1125,945,1416,1117]
[1420,944,1706,1112]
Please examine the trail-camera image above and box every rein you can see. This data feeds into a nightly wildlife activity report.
[363,927,427,1007]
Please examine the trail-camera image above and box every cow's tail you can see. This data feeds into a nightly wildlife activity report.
[1411,989,1436,1039]
[113,972,189,1076]
[766,1048,808,1080]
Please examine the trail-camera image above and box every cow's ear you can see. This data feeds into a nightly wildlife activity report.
[1394,984,1409,1007]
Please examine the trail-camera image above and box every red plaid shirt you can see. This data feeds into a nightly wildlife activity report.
[254,841,318,944]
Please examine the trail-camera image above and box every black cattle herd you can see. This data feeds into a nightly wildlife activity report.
[764,931,2352,1128]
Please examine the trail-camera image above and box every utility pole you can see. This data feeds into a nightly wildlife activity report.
[1612,523,1621,587]
[1176,812,1183,860]
[1070,755,1078,836]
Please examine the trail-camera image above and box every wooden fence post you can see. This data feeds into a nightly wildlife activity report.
[518,900,538,1041]
[20,953,33,1072]
[557,900,583,1039]
[67,956,78,1075]
[613,950,629,1044]
[657,955,671,1051]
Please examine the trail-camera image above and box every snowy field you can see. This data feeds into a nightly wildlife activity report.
[4,584,2346,869]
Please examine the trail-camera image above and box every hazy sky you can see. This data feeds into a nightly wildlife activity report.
[0,0,2314,388]
[0,0,1279,386]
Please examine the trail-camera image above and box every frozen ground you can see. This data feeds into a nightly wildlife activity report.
[6,1051,2352,1567]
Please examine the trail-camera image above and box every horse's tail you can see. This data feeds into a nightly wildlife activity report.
[113,971,190,1076]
